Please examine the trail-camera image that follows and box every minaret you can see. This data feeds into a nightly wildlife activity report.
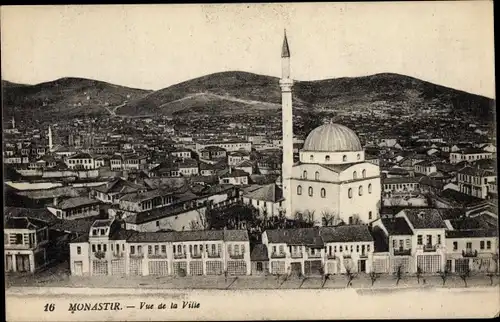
[48,126,53,152]
[11,117,15,129]
[280,30,294,218]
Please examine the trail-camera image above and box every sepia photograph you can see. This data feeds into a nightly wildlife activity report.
[2,2,498,321]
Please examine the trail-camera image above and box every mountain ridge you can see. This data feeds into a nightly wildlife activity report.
[2,72,495,122]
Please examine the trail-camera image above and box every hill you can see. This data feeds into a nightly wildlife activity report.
[117,71,495,121]
[2,78,152,121]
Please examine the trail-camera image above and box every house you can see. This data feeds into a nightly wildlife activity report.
[199,146,227,163]
[196,141,252,153]
[122,153,148,171]
[371,217,414,273]
[178,158,199,176]
[457,166,496,199]
[250,244,269,275]
[449,149,493,164]
[91,178,148,204]
[65,153,96,170]
[434,189,487,209]
[228,151,251,166]
[382,177,420,196]
[444,216,498,274]
[199,161,217,176]
[261,225,374,276]
[170,148,192,160]
[234,160,255,175]
[241,183,284,216]
[4,216,51,273]
[219,169,249,185]
[47,197,101,220]
[69,218,251,277]
[414,161,437,176]
[150,160,180,177]
[395,208,447,273]
[418,176,444,195]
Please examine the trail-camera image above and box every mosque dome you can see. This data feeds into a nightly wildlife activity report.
[302,123,362,152]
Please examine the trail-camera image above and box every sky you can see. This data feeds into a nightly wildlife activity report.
[1,2,495,98]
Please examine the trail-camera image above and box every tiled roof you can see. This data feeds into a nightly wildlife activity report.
[220,169,249,178]
[4,207,58,223]
[418,176,444,189]
[243,183,283,202]
[382,177,420,184]
[224,229,249,241]
[235,160,254,168]
[371,226,389,252]
[57,197,100,210]
[446,229,498,239]
[402,208,447,229]
[250,244,269,261]
[380,218,414,235]
[15,186,89,199]
[119,188,175,203]
[201,146,226,152]
[320,225,374,243]
[50,217,95,233]
[5,217,48,229]
[91,219,113,228]
[265,228,324,247]
[68,152,94,159]
[458,166,494,177]
[438,189,484,207]
[127,230,229,243]
[93,178,146,194]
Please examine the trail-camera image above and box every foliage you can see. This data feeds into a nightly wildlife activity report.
[459,267,471,288]
[416,266,423,284]
[395,264,404,285]
[370,271,380,286]
[438,268,450,286]
[344,260,357,288]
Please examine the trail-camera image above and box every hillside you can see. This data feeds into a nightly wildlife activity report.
[117,71,495,121]
[2,72,495,122]
[2,78,152,121]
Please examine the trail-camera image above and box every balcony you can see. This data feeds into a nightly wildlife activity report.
[291,253,303,259]
[112,252,125,259]
[270,252,286,259]
[173,253,187,259]
[308,253,322,258]
[343,253,352,259]
[191,253,202,259]
[462,249,478,258]
[130,253,144,258]
[229,254,244,259]
[5,243,33,250]
[359,252,369,258]
[393,249,411,256]
[207,252,221,259]
[149,253,168,259]
[423,244,437,252]
[327,254,337,260]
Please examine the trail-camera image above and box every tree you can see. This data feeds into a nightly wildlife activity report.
[344,260,357,288]
[438,267,450,286]
[369,271,380,286]
[459,266,471,288]
[319,264,330,288]
[416,266,423,284]
[321,211,342,227]
[395,264,404,286]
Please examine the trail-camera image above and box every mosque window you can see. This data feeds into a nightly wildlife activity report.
[368,183,372,194]
[303,171,307,179]
[368,211,373,220]
[343,155,347,162]
[315,171,320,180]
[348,188,352,198]
[321,188,326,198]
[353,171,357,179]
[308,187,313,196]
[310,155,314,161]
[358,186,363,196]
[357,153,361,160]
[362,169,366,178]
[297,186,302,195]
[325,155,330,162]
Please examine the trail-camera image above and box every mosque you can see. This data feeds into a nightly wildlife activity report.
[279,32,381,225]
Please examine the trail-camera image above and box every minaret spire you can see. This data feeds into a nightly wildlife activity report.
[11,117,15,129]
[280,29,294,219]
[48,125,53,152]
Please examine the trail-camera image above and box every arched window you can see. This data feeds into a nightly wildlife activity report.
[368,183,372,194]
[362,169,366,178]
[358,185,363,196]
[368,211,373,220]
[325,155,330,162]
[353,171,357,179]
[321,188,326,198]
[357,153,361,160]
[343,155,347,162]
[309,155,314,161]
[308,186,313,196]
[348,188,352,198]
[315,171,320,180]
[297,185,302,195]
[303,171,307,179]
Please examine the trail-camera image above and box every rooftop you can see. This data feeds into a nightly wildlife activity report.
[380,217,414,235]
[57,197,101,210]
[401,208,447,229]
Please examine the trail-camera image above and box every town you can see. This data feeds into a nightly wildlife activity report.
[3,32,498,290]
